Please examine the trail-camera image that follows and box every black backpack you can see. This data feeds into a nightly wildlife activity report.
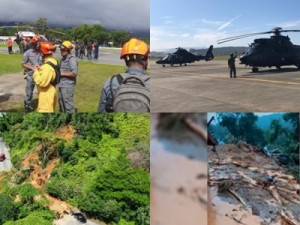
[105,73,150,112]
[45,60,61,86]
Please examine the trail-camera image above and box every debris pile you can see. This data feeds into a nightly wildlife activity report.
[209,142,300,225]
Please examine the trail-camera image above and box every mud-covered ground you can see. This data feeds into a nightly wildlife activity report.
[208,143,300,225]
[151,114,208,225]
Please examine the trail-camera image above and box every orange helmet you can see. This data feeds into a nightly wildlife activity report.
[60,40,73,50]
[31,36,40,44]
[40,42,56,54]
[120,38,149,60]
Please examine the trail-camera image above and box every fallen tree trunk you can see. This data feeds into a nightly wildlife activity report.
[269,186,299,225]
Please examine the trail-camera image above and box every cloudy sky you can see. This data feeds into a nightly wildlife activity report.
[151,0,300,50]
[0,0,149,33]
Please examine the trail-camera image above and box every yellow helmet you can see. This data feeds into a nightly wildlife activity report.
[120,38,149,60]
[60,40,73,50]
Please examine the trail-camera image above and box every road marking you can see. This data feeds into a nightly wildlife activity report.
[156,71,300,86]
[239,77,300,86]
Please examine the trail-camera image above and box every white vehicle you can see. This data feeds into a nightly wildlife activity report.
[17,31,48,41]
[18,31,36,38]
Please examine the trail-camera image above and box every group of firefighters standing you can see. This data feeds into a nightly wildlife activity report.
[21,37,78,113]
[19,36,150,113]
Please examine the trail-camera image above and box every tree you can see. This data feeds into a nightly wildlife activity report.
[35,18,48,33]
[0,194,18,224]
[111,30,132,47]
[3,211,54,225]
[218,113,266,146]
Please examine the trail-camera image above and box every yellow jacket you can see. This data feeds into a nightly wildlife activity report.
[33,57,57,112]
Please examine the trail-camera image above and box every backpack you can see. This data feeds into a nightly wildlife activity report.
[45,60,61,86]
[107,73,150,112]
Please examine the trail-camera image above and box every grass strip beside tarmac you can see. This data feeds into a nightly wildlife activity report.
[0,43,19,48]
[75,62,126,111]
[0,53,23,75]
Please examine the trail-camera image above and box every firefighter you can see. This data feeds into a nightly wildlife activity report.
[58,40,78,112]
[21,36,42,112]
[33,42,58,112]
[98,38,150,112]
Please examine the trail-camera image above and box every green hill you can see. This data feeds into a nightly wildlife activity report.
[0,113,150,225]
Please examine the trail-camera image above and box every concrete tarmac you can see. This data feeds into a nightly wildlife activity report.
[151,60,300,112]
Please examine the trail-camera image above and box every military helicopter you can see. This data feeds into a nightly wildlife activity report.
[217,27,300,72]
[156,45,214,67]
[0,25,65,41]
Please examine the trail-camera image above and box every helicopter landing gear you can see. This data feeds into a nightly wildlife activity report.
[252,67,259,72]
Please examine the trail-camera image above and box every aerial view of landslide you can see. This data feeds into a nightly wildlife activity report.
[208,142,300,225]
[0,113,150,225]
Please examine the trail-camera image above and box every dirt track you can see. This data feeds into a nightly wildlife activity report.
[208,143,300,225]
[0,73,37,111]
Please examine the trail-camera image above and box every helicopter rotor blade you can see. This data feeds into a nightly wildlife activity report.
[217,31,272,44]
[218,27,300,44]
[0,26,19,29]
[280,29,300,33]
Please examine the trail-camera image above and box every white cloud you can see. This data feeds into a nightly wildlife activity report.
[181,33,190,38]
[217,15,242,31]
[151,26,228,50]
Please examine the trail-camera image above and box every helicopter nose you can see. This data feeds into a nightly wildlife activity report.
[240,54,250,64]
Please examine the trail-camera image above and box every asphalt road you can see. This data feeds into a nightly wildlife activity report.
[0,138,12,171]
[54,215,104,225]
[151,60,300,112]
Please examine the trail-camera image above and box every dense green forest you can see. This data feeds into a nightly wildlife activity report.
[0,113,150,225]
[209,113,299,180]
[0,18,149,47]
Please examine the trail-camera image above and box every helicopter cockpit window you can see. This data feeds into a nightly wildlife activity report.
[162,54,170,60]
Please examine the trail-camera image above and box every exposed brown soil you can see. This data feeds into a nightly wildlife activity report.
[55,125,76,141]
[208,143,300,225]
[21,125,77,215]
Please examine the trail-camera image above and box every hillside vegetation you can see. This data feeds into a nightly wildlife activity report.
[0,113,150,225]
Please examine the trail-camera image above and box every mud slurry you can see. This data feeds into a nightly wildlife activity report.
[208,143,300,225]
[151,114,208,225]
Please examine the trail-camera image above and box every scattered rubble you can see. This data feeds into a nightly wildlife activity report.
[209,142,300,225]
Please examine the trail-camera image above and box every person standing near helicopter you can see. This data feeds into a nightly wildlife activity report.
[228,51,237,78]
